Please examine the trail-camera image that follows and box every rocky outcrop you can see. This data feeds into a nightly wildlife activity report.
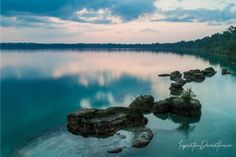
[169,82,183,95]
[170,71,182,81]
[152,97,201,117]
[67,91,203,154]
[158,67,216,84]
[129,95,154,113]
[67,107,147,137]
[132,128,153,148]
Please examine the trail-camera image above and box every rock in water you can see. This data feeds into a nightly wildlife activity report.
[132,128,153,148]
[202,67,216,77]
[158,73,170,77]
[107,147,123,153]
[170,71,182,81]
[169,82,183,95]
[129,95,154,113]
[222,68,231,75]
[152,100,171,114]
[193,72,205,82]
[176,78,187,86]
[152,97,201,117]
[183,69,205,82]
[170,97,201,117]
[67,107,148,137]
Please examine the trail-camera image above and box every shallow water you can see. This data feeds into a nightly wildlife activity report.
[1,50,236,157]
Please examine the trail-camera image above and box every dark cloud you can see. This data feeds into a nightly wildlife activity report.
[1,0,236,27]
[1,0,156,25]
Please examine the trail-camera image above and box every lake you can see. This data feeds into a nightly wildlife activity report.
[1,50,236,157]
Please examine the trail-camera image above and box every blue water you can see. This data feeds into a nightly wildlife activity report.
[1,50,236,157]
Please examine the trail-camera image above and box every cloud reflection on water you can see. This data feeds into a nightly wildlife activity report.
[1,51,211,99]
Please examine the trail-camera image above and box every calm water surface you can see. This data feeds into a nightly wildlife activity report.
[1,50,236,157]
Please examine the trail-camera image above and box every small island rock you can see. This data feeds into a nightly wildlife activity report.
[170,71,182,81]
[202,67,216,77]
[129,95,154,113]
[169,82,183,95]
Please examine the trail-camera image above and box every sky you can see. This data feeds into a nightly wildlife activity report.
[1,0,236,43]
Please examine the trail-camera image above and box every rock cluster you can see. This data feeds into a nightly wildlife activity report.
[182,67,216,82]
[183,69,205,82]
[159,67,217,95]
[67,107,147,137]
[67,93,203,153]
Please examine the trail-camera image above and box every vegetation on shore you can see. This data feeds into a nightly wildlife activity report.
[158,26,236,62]
[1,26,235,61]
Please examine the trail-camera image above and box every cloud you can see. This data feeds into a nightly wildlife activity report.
[1,0,236,28]
[74,8,121,24]
[145,3,236,24]
[1,0,156,25]
[0,15,63,28]
[141,28,159,33]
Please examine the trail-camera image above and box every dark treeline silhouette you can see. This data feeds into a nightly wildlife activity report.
[1,26,235,61]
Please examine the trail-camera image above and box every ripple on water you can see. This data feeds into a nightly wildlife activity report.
[13,128,134,157]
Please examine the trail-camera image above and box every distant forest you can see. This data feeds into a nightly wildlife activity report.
[1,26,236,61]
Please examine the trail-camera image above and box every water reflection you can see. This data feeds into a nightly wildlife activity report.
[1,50,236,157]
[154,113,201,138]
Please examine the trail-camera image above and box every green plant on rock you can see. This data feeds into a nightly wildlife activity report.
[181,88,196,102]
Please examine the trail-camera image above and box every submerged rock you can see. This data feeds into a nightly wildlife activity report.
[67,107,147,137]
[129,95,154,113]
[132,128,153,148]
[152,97,201,117]
[107,147,124,153]
[116,132,126,139]
[170,71,182,81]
